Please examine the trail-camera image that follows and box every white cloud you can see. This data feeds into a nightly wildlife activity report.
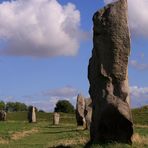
[130,86,148,98]
[42,86,79,98]
[0,95,15,102]
[104,0,148,37]
[0,0,81,57]
[129,60,148,70]
[130,86,148,108]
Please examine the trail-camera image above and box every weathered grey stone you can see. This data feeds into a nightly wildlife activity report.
[28,106,36,123]
[76,94,86,127]
[88,0,133,143]
[84,98,92,130]
[53,112,60,125]
[0,110,6,121]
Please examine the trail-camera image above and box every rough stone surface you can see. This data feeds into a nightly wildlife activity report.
[88,0,133,143]
[53,112,60,125]
[0,110,6,121]
[28,106,36,123]
[84,98,92,130]
[76,94,86,126]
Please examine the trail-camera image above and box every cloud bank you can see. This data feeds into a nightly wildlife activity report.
[42,86,79,98]
[0,0,81,57]
[33,86,79,111]
[104,0,148,37]
[130,86,148,108]
[0,86,79,111]
[129,60,148,70]
[1,85,148,111]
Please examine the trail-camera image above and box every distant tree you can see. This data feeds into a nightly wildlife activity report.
[15,102,28,111]
[54,100,74,113]
[39,110,45,113]
[0,101,5,110]
[6,102,28,112]
[6,102,15,112]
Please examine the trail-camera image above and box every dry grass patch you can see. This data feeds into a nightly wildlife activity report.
[52,137,89,147]
[11,128,39,140]
[132,133,148,144]
[0,137,9,144]
[135,124,148,128]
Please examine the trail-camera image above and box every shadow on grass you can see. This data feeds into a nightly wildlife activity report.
[49,145,71,148]
[84,140,132,148]
[44,125,76,129]
[42,129,79,134]
[44,126,66,129]
[84,141,92,148]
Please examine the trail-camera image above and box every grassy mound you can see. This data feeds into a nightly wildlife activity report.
[0,106,146,147]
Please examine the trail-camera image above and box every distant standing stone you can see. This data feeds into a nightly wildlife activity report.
[53,112,60,125]
[28,106,36,123]
[76,94,86,127]
[84,98,92,130]
[0,110,6,121]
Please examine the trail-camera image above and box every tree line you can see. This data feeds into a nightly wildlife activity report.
[0,101,37,112]
[54,100,75,113]
[0,100,75,113]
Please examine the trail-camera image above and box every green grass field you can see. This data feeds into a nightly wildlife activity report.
[0,106,147,148]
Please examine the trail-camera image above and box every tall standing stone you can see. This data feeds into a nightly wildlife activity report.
[88,0,133,143]
[32,106,36,122]
[28,106,36,123]
[53,112,60,125]
[76,94,86,127]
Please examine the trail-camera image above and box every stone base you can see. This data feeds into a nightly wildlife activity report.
[90,95,133,144]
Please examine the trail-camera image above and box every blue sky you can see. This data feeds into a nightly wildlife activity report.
[0,0,147,111]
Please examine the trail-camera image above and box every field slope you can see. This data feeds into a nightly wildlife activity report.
[0,106,147,148]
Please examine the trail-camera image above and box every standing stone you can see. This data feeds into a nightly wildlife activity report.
[28,106,36,123]
[84,98,92,130]
[32,106,36,122]
[0,110,6,121]
[76,94,86,127]
[53,112,60,125]
[88,0,133,144]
